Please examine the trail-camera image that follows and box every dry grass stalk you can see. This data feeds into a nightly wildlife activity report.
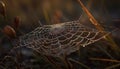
[77,0,120,53]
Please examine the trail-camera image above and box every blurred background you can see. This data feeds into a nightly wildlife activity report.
[0,0,119,28]
[0,0,120,69]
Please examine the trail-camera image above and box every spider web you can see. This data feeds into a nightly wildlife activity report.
[14,20,108,57]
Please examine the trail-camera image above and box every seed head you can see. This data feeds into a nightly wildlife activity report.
[13,16,20,29]
[2,25,16,38]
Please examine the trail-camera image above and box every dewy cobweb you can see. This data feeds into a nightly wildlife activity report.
[13,20,109,57]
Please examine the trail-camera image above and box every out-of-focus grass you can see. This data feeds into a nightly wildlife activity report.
[0,0,120,69]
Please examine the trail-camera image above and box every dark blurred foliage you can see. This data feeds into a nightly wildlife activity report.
[0,0,120,69]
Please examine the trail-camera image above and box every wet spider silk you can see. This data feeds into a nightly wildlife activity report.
[12,20,109,57]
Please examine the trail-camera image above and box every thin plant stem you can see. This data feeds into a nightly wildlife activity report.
[96,45,114,59]
[59,54,73,69]
[105,63,120,69]
[44,56,62,69]
[68,58,90,69]
[33,52,61,69]
[90,58,120,63]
